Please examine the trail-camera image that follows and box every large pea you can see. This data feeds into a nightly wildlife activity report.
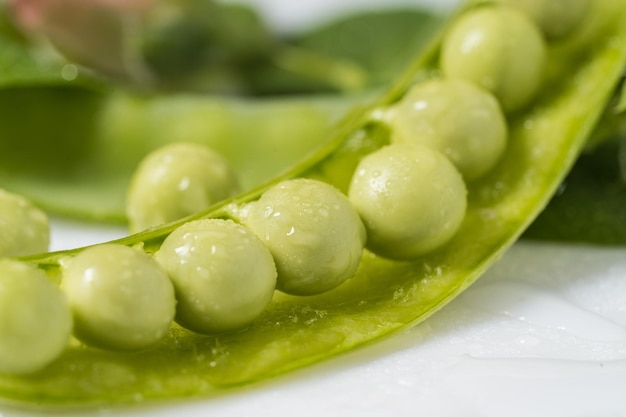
[494,0,588,40]
[155,219,276,334]
[0,259,72,374]
[348,143,467,260]
[390,78,507,180]
[0,189,49,257]
[440,5,546,113]
[242,178,366,296]
[126,142,240,233]
[61,244,176,351]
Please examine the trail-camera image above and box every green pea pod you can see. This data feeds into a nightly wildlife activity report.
[0,88,356,222]
[4,0,626,408]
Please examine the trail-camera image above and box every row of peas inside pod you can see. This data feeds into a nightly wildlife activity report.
[0,0,591,375]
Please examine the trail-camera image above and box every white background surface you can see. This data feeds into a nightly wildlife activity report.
[4,0,626,416]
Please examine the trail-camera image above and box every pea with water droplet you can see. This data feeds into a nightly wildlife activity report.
[0,189,49,257]
[440,5,546,112]
[389,78,507,180]
[0,259,72,374]
[155,219,277,334]
[126,142,240,233]
[242,178,366,295]
[61,244,176,351]
[348,143,467,260]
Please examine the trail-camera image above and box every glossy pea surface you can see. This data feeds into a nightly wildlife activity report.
[349,143,467,260]
[126,142,240,232]
[440,5,546,112]
[61,244,176,351]
[155,219,277,334]
[0,260,72,375]
[390,78,507,180]
[242,178,366,295]
[0,189,49,257]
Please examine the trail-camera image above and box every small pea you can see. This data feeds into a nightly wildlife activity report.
[126,142,240,233]
[242,178,366,296]
[390,78,507,180]
[494,0,588,40]
[440,5,547,113]
[155,219,277,334]
[0,259,72,374]
[0,189,49,257]
[61,244,176,351]
[348,143,467,260]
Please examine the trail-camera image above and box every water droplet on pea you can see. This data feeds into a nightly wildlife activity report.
[61,64,78,81]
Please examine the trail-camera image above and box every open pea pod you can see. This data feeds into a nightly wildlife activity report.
[3,0,626,408]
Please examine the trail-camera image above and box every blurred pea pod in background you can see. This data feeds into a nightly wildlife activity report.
[0,0,442,222]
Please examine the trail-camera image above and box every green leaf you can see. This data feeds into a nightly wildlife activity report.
[226,7,443,95]
[0,36,65,87]
[619,80,626,112]
[3,0,626,407]
[293,8,443,87]
[0,15,130,223]
[525,90,626,245]
[525,138,626,245]
[0,11,94,88]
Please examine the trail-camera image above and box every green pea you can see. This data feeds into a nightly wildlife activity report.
[155,219,276,334]
[348,143,467,260]
[494,0,588,40]
[242,178,366,296]
[390,78,507,180]
[126,142,240,233]
[0,259,72,375]
[440,5,547,113]
[0,189,49,257]
[61,244,176,351]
